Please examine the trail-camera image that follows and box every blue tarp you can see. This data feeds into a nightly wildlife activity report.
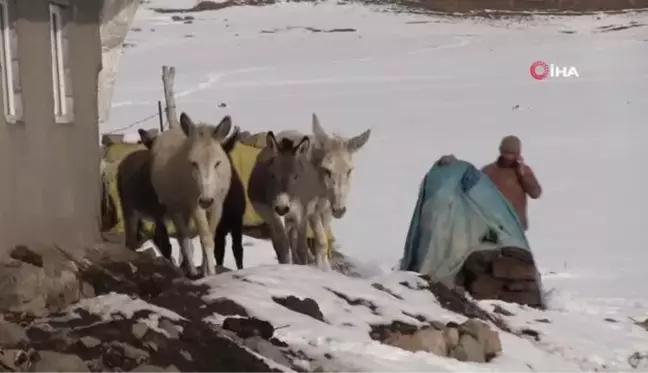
[400,158,533,286]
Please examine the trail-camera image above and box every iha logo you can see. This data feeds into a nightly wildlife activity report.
[529,60,580,80]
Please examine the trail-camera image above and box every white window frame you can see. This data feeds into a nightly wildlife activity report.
[49,2,68,120]
[0,0,16,120]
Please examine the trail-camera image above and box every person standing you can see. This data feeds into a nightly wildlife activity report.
[481,135,542,231]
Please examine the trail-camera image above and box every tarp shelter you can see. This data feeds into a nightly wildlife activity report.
[400,158,533,285]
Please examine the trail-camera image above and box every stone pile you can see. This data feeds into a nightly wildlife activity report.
[459,247,545,309]
[380,319,502,363]
[0,244,291,372]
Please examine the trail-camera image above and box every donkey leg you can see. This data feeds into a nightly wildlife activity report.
[123,206,141,250]
[152,217,173,261]
[308,213,332,271]
[321,207,334,259]
[171,213,198,278]
[284,215,300,265]
[193,207,217,277]
[230,220,244,270]
[214,220,228,268]
[295,217,310,266]
[253,202,290,264]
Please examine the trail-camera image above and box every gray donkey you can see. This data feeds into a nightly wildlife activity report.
[276,114,371,267]
[150,112,238,278]
[247,132,329,267]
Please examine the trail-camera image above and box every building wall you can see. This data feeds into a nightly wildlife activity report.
[0,0,102,258]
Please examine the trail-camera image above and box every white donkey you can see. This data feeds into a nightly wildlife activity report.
[247,132,330,268]
[276,113,371,269]
[149,112,238,278]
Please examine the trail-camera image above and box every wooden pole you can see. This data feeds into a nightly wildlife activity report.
[157,100,164,132]
[162,66,179,128]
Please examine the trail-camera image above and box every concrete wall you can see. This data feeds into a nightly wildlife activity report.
[0,0,102,258]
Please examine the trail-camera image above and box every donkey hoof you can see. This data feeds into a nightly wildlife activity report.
[202,263,217,277]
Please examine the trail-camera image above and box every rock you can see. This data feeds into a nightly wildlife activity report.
[469,274,504,299]
[272,296,325,322]
[208,298,249,317]
[78,335,101,348]
[132,322,149,339]
[0,319,28,347]
[463,250,499,275]
[46,265,82,312]
[459,319,502,361]
[110,341,149,362]
[0,348,33,371]
[29,351,89,372]
[492,256,537,280]
[504,280,540,292]
[444,327,460,349]
[223,317,274,340]
[384,328,448,357]
[11,245,44,267]
[0,261,48,316]
[451,334,485,363]
[159,318,180,339]
[244,336,292,367]
[130,364,168,372]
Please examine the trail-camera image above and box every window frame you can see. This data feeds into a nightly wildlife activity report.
[0,0,19,122]
[49,1,73,123]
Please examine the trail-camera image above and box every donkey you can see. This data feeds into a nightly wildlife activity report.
[140,128,246,270]
[248,132,329,268]
[275,113,371,264]
[115,131,173,260]
[149,112,238,278]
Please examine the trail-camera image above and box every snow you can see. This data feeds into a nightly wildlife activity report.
[100,0,648,371]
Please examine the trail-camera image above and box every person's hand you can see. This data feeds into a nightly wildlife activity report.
[516,156,528,176]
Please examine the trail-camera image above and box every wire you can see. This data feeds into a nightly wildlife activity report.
[105,112,161,134]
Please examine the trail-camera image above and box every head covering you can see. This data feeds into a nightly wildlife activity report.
[499,135,521,154]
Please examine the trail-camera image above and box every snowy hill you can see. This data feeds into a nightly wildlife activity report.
[93,0,648,371]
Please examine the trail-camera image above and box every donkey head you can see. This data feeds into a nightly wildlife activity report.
[265,131,310,216]
[179,112,237,209]
[310,113,371,218]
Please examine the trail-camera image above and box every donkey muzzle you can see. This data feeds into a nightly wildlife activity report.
[198,198,214,209]
[331,206,347,218]
[275,205,290,216]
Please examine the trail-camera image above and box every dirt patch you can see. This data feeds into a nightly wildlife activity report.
[148,0,648,17]
[324,288,379,315]
[223,317,274,339]
[369,320,420,341]
[261,26,357,34]
[597,22,646,32]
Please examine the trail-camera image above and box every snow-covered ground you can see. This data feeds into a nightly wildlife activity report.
[102,1,648,370]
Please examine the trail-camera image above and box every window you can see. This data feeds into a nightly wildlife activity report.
[49,2,73,122]
[0,0,21,122]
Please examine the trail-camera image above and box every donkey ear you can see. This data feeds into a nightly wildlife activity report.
[293,136,310,157]
[213,115,232,139]
[312,113,330,145]
[346,128,371,153]
[138,129,155,150]
[221,126,239,154]
[179,113,195,137]
[266,131,279,153]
